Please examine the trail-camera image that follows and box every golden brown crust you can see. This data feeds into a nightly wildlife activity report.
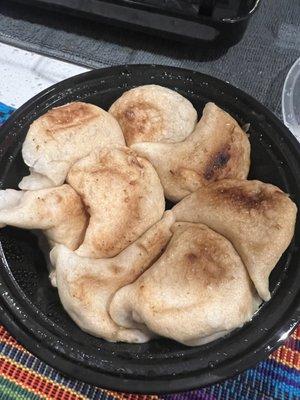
[67,147,165,258]
[20,102,125,189]
[113,102,163,145]
[173,179,297,300]
[173,224,235,287]
[109,85,197,145]
[110,222,258,346]
[213,181,284,212]
[132,102,250,202]
[42,102,101,134]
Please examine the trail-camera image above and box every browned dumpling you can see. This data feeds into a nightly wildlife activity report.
[50,211,175,343]
[110,222,260,346]
[131,102,250,202]
[173,179,297,301]
[0,185,87,250]
[19,102,125,190]
[109,85,197,145]
[67,147,165,258]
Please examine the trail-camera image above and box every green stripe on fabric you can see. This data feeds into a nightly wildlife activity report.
[0,376,42,400]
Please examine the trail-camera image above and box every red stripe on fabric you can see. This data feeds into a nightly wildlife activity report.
[0,355,86,400]
[270,345,300,370]
[291,326,300,340]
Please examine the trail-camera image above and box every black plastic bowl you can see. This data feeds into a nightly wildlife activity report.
[0,65,299,394]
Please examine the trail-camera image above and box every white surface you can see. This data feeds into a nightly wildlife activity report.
[0,42,90,108]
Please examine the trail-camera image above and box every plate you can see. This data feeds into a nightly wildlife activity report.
[0,65,299,394]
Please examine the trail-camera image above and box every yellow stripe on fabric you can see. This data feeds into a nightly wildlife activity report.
[103,390,159,400]
[0,363,47,400]
[291,327,300,340]
[0,336,31,355]
[0,376,42,400]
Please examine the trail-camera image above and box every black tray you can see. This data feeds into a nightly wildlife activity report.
[10,0,261,45]
[0,65,299,394]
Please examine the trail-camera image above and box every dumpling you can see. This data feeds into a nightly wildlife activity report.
[67,147,165,258]
[50,211,175,343]
[110,222,260,346]
[19,102,125,190]
[131,102,250,202]
[109,84,197,145]
[0,185,87,250]
[173,179,297,301]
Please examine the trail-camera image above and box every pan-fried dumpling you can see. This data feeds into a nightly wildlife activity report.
[173,179,297,301]
[67,147,165,258]
[109,85,197,146]
[110,222,260,346]
[0,185,87,250]
[19,102,125,190]
[132,102,250,202]
[50,211,175,343]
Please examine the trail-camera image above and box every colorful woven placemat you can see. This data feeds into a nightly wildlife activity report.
[0,102,299,400]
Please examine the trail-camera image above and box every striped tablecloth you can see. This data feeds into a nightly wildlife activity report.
[0,102,299,400]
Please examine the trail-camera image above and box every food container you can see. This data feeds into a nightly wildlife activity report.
[282,57,300,141]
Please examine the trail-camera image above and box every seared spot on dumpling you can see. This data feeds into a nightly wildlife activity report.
[43,102,101,133]
[109,84,197,146]
[121,103,163,143]
[204,146,231,180]
[215,184,284,212]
